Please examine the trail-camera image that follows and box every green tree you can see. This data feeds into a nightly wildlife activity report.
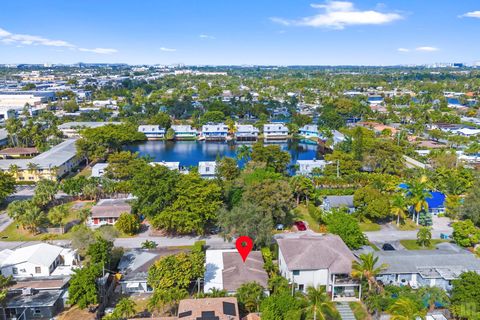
[452,219,480,247]
[391,194,408,226]
[108,297,137,319]
[86,237,114,267]
[68,264,102,309]
[141,240,158,249]
[48,204,69,227]
[32,179,58,208]
[388,297,426,320]
[0,171,15,203]
[70,225,95,255]
[325,211,367,249]
[462,177,480,226]
[115,213,140,235]
[260,291,305,320]
[165,127,175,140]
[200,111,225,124]
[0,275,12,303]
[351,253,388,293]
[6,200,45,233]
[406,176,432,225]
[152,173,222,234]
[148,287,188,316]
[236,282,266,313]
[236,145,252,162]
[450,272,480,319]
[216,157,240,181]
[416,227,432,247]
[218,201,274,247]
[251,143,291,174]
[105,151,147,181]
[354,186,391,221]
[148,112,172,128]
[419,286,449,312]
[290,176,315,205]
[305,285,340,320]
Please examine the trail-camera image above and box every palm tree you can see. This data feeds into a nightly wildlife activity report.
[419,286,449,312]
[305,286,340,320]
[391,194,408,226]
[8,164,19,178]
[236,145,252,162]
[406,176,432,225]
[416,227,432,248]
[236,282,265,313]
[388,297,425,320]
[26,162,40,174]
[351,253,388,293]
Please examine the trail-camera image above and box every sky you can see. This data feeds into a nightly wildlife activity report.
[0,0,480,66]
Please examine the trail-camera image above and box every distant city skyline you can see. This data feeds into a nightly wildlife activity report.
[1,0,480,65]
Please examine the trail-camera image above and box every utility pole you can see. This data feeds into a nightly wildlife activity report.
[197,278,201,295]
[291,274,295,297]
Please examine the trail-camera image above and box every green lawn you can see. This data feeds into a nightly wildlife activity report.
[396,219,419,231]
[294,204,321,232]
[359,222,381,232]
[400,239,449,250]
[349,301,370,320]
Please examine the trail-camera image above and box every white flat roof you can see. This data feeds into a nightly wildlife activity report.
[204,249,236,293]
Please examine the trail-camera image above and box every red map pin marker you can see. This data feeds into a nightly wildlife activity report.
[236,236,253,262]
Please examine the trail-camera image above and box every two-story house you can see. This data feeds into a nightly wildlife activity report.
[138,125,166,140]
[171,125,198,140]
[202,123,228,141]
[276,234,360,301]
[235,125,259,141]
[299,125,320,139]
[263,123,289,139]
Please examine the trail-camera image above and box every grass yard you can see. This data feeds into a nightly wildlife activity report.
[359,222,381,232]
[400,239,449,250]
[349,301,370,320]
[57,306,95,320]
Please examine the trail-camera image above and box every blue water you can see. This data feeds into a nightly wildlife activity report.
[126,139,323,168]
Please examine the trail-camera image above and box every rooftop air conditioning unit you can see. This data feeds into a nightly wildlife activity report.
[22,287,33,296]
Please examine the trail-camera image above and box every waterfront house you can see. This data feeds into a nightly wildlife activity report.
[296,159,328,175]
[0,243,79,279]
[87,198,132,228]
[58,121,121,138]
[276,233,360,301]
[234,124,259,141]
[171,125,198,140]
[0,139,81,182]
[372,245,480,290]
[322,195,355,213]
[198,161,217,179]
[202,123,228,141]
[263,123,288,139]
[299,125,319,139]
[138,125,166,140]
[204,249,269,295]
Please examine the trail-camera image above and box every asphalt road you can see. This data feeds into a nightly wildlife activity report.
[0,213,12,233]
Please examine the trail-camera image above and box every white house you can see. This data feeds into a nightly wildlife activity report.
[198,161,217,179]
[171,125,198,140]
[263,123,288,139]
[0,243,79,279]
[234,124,259,141]
[202,123,228,141]
[299,125,319,139]
[296,159,328,175]
[138,125,166,140]
[277,233,360,301]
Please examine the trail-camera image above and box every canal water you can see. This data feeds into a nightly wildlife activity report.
[125,139,324,168]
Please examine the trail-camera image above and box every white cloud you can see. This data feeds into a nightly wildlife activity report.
[415,46,439,52]
[160,47,177,52]
[270,1,403,29]
[461,11,480,18]
[0,26,117,54]
[79,47,118,54]
[397,48,410,52]
[199,34,216,40]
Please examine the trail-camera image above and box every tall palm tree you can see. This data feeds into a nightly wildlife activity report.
[416,227,432,248]
[406,176,432,225]
[236,145,252,162]
[305,286,340,320]
[388,297,426,320]
[419,286,449,312]
[351,253,388,293]
[391,194,408,226]
[26,162,40,174]
[8,164,19,178]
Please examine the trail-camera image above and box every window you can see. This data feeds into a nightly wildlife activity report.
[12,267,18,275]
[35,267,41,274]
[293,270,300,276]
[298,284,304,292]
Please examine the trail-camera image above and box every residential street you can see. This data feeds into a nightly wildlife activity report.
[0,212,12,233]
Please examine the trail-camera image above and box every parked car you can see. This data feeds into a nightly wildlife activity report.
[382,243,395,251]
[294,221,307,231]
[276,224,284,231]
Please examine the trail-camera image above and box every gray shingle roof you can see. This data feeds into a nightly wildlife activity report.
[222,251,268,291]
[277,234,356,274]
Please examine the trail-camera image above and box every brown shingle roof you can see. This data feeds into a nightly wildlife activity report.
[277,234,356,274]
[91,198,131,218]
[222,251,268,292]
